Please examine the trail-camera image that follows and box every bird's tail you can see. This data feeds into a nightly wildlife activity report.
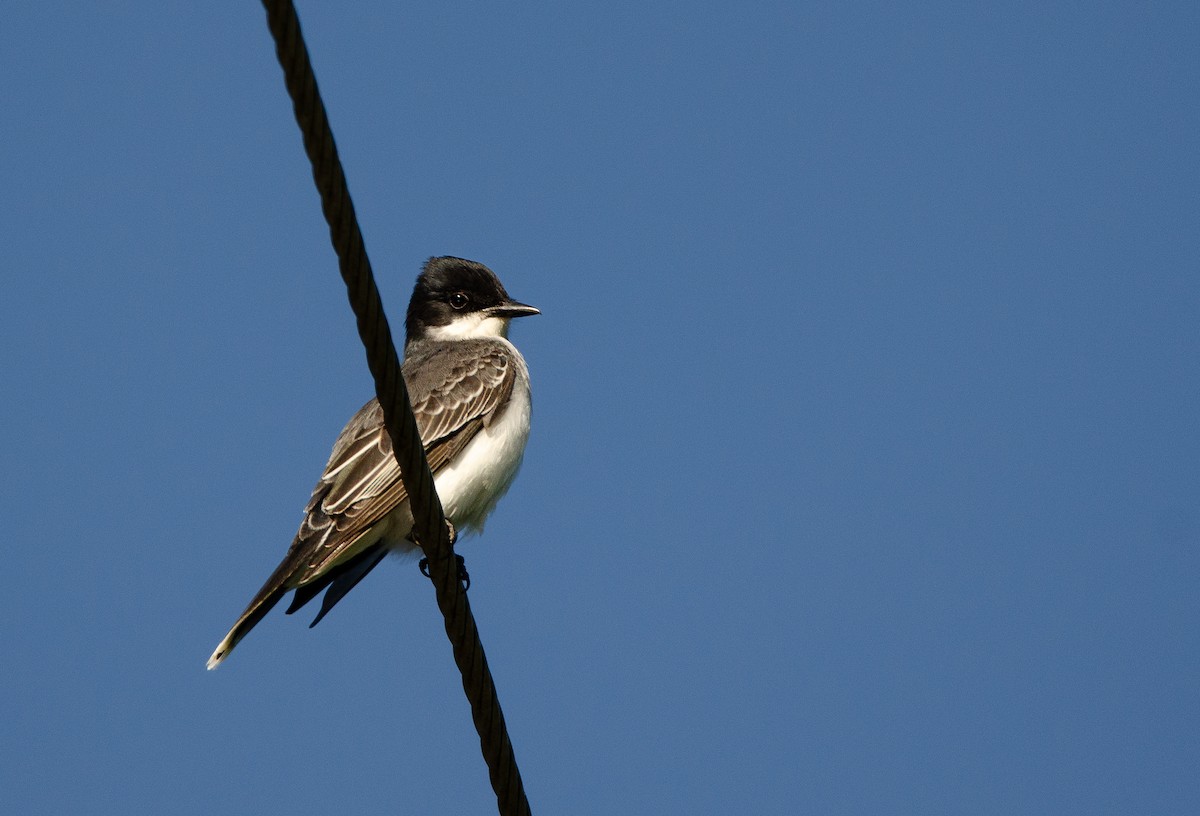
[206,559,296,670]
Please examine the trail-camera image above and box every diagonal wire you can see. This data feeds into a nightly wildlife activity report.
[257,2,531,813]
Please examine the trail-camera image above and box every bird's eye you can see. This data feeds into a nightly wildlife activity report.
[449,292,469,310]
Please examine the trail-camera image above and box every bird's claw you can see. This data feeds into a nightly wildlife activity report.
[417,553,470,591]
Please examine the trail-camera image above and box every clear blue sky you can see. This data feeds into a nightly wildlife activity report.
[3,2,1197,813]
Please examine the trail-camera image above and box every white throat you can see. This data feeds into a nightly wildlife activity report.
[425,314,511,341]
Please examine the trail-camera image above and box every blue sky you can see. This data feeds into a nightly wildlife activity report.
[3,2,1197,813]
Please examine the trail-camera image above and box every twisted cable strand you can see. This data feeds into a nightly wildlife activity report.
[258,3,530,813]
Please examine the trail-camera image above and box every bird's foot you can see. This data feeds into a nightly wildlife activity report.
[416,519,466,586]
[418,553,470,591]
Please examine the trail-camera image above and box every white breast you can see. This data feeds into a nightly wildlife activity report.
[432,355,532,536]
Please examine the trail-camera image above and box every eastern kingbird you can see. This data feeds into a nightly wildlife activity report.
[207,257,538,669]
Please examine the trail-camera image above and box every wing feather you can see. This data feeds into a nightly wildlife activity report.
[284,339,515,588]
[208,336,526,667]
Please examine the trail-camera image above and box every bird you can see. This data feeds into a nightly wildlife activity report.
[207,256,538,669]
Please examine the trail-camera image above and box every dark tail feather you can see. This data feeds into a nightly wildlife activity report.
[207,543,388,670]
[282,544,387,629]
[206,587,286,670]
[206,554,302,670]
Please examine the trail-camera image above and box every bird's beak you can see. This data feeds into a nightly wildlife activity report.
[487,300,540,319]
